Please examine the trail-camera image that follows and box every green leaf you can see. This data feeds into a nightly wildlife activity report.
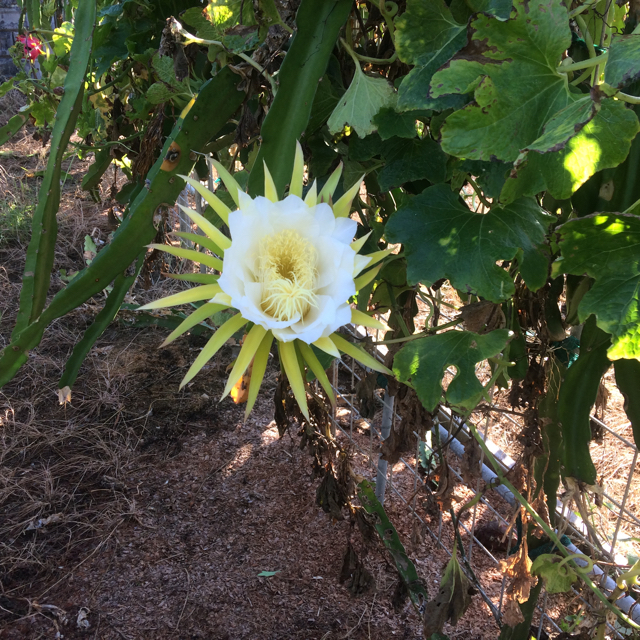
[605,34,640,89]
[257,570,280,577]
[147,82,177,104]
[386,185,554,302]
[378,137,447,191]
[525,95,597,154]
[327,65,396,138]
[531,554,578,594]
[431,0,573,162]
[500,99,640,202]
[395,0,468,112]
[552,213,640,359]
[393,329,510,413]
[372,107,419,140]
[458,159,509,199]
[152,55,187,91]
[466,0,513,19]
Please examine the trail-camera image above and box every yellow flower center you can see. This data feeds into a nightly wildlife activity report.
[258,230,318,322]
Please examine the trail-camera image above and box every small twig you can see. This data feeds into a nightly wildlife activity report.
[175,568,190,632]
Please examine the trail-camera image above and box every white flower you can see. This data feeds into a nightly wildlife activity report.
[139,142,391,419]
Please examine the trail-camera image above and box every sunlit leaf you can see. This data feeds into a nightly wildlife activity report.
[500,99,640,202]
[393,329,510,412]
[327,65,396,138]
[553,213,640,359]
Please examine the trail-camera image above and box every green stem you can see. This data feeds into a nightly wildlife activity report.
[340,37,397,65]
[557,50,608,73]
[567,0,598,18]
[468,425,640,631]
[378,0,397,46]
[466,175,492,209]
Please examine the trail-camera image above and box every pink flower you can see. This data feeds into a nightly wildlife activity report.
[17,34,44,61]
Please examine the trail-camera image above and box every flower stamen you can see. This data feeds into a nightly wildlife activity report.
[258,230,317,321]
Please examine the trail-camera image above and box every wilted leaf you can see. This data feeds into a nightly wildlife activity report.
[458,301,506,335]
[423,545,473,636]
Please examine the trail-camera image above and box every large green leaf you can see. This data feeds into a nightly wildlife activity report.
[500,99,640,203]
[430,0,573,162]
[386,185,554,302]
[393,330,510,411]
[395,0,468,112]
[552,213,640,360]
[605,34,640,89]
[378,137,447,191]
[327,64,396,138]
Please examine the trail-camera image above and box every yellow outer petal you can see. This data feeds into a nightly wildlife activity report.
[330,333,392,375]
[298,341,335,408]
[178,174,231,225]
[319,162,343,203]
[351,231,372,254]
[162,302,226,346]
[146,243,222,271]
[304,179,318,207]
[171,231,223,256]
[210,292,232,306]
[279,340,309,420]
[361,248,392,271]
[244,331,274,420]
[333,176,363,218]
[263,161,278,202]
[222,324,268,400]
[351,308,388,331]
[138,283,221,309]
[290,141,304,198]
[164,272,219,284]
[180,313,247,388]
[354,263,383,291]
[312,336,341,358]
[178,204,231,251]
[210,159,242,207]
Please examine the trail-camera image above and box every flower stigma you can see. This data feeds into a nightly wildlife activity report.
[258,229,318,322]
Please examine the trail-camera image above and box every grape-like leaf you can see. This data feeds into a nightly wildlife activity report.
[500,99,640,202]
[327,65,396,138]
[395,0,468,112]
[372,107,418,140]
[466,0,513,19]
[393,330,510,412]
[552,213,640,360]
[386,185,554,302]
[605,34,640,89]
[430,0,573,162]
[378,138,447,191]
[531,554,577,594]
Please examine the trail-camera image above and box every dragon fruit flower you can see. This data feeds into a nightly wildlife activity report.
[139,141,391,419]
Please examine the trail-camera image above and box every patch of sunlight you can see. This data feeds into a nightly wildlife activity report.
[563,135,602,189]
